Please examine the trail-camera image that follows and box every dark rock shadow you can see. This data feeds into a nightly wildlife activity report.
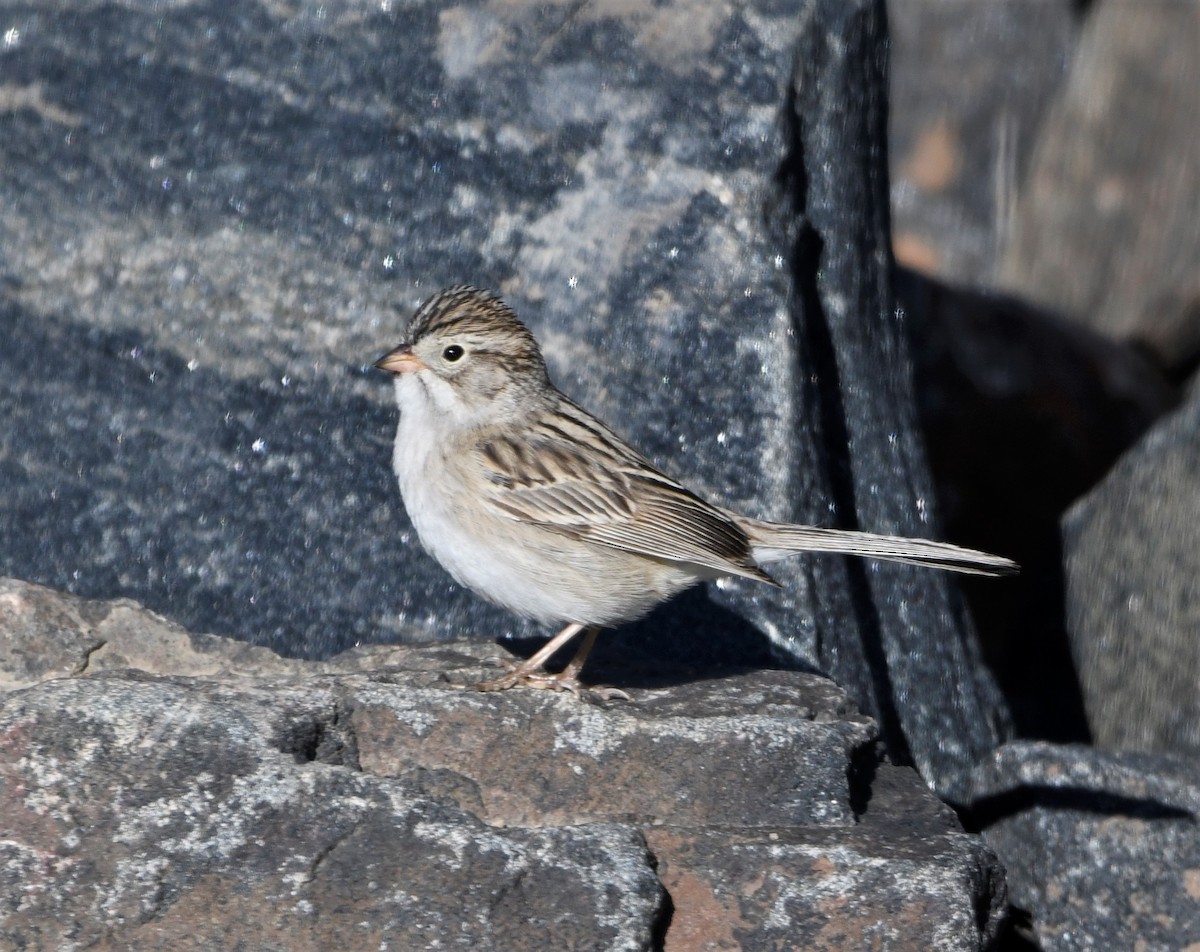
[496,586,819,690]
[961,786,1194,831]
[899,269,1179,742]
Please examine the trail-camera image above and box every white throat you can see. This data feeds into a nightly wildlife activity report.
[393,371,469,428]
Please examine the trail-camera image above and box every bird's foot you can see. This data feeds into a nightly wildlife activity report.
[473,625,628,700]
[474,664,630,701]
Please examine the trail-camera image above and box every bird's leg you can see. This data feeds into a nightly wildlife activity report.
[556,625,600,683]
[549,627,630,701]
[475,624,629,699]
[474,622,587,692]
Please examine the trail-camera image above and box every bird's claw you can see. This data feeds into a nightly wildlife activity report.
[584,684,632,702]
[473,667,630,701]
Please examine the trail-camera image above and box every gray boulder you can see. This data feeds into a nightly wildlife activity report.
[968,741,1200,951]
[0,577,1007,950]
[1063,378,1200,755]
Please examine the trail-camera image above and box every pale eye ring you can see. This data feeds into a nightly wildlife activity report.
[442,345,464,362]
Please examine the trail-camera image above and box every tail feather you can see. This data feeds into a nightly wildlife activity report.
[743,521,1018,577]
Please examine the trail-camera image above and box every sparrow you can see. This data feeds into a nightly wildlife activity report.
[375,286,1016,695]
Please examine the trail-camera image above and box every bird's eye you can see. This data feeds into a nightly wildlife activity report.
[442,345,464,362]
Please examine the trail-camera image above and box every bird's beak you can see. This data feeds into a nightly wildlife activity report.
[374,345,426,375]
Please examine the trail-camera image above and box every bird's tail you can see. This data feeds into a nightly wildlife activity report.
[742,520,1018,576]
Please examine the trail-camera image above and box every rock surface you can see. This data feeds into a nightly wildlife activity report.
[0,578,1007,950]
[998,0,1200,373]
[1062,379,1200,756]
[968,741,1200,952]
[1,677,667,952]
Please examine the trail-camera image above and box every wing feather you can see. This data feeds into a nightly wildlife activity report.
[474,402,773,584]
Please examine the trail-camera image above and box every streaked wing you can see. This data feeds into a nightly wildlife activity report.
[474,399,774,584]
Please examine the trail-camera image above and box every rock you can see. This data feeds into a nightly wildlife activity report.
[1062,378,1200,755]
[998,0,1200,373]
[764,0,1011,799]
[0,575,304,690]
[889,0,1077,283]
[645,826,1005,952]
[0,0,1007,799]
[897,271,1200,948]
[0,675,667,952]
[0,578,1008,950]
[355,668,874,829]
[967,741,1200,951]
[897,268,1178,739]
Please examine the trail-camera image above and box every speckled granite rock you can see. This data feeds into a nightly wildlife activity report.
[0,578,1008,950]
[645,825,1005,952]
[0,0,1009,800]
[0,676,668,952]
[1062,378,1200,756]
[968,741,1200,951]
